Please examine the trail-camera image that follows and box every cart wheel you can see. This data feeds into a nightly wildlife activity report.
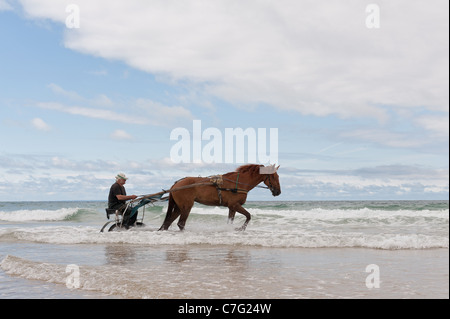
[108,224,118,232]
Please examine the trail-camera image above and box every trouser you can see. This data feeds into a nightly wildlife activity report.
[109,203,137,226]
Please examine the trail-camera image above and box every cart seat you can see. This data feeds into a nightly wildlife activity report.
[105,208,121,220]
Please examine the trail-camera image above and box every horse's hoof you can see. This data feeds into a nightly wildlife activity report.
[235,226,246,231]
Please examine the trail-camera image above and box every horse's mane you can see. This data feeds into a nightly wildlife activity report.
[235,164,264,174]
[221,164,263,178]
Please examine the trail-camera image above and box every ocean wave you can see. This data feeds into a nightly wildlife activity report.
[2,225,447,250]
[0,208,81,222]
[190,206,449,217]
[1,202,447,225]
[0,203,447,250]
[187,206,449,229]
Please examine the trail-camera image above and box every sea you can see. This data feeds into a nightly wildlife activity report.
[0,200,448,299]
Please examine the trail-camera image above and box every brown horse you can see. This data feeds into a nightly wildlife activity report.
[159,164,281,231]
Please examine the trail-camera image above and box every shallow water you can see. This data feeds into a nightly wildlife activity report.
[1,200,448,298]
[1,244,448,299]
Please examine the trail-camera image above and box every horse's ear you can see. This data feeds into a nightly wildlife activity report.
[276,165,280,171]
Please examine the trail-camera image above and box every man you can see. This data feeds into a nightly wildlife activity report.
[108,173,138,227]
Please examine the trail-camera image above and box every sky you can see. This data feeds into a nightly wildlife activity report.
[0,0,448,201]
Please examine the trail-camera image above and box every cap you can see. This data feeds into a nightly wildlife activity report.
[116,173,128,180]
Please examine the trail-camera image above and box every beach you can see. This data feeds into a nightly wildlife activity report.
[1,200,448,299]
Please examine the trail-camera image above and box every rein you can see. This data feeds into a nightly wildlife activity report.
[221,175,270,190]
[133,172,272,206]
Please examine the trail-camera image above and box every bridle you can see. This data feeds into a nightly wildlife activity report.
[264,174,275,192]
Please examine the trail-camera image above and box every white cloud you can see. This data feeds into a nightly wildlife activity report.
[17,0,449,122]
[111,129,133,141]
[281,165,449,199]
[1,152,448,200]
[36,99,193,127]
[31,117,51,131]
[48,83,82,100]
[36,84,194,127]
[4,0,447,201]
[0,0,13,11]
[317,142,343,154]
[36,101,149,125]
[339,128,432,149]
[48,83,113,107]
[135,98,193,126]
[92,94,113,107]
[415,115,450,139]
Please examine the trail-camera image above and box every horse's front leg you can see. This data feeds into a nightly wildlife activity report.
[227,208,236,224]
[233,205,251,231]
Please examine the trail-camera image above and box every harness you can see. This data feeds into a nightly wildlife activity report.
[210,173,272,205]
[122,173,273,208]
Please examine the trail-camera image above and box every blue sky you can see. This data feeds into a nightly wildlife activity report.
[0,0,448,201]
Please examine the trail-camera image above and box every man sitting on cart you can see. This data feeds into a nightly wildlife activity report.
[108,173,138,228]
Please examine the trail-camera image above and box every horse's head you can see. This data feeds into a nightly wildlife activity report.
[261,164,281,196]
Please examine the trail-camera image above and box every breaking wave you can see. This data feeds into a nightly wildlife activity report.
[1,224,447,250]
[0,208,81,222]
[0,202,448,250]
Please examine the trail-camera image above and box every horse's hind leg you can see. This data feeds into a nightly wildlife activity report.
[176,200,194,231]
[169,207,181,230]
[159,205,181,230]
[160,194,178,230]
[177,208,192,231]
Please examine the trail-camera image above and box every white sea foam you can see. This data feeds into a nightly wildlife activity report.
[189,206,449,221]
[0,208,80,222]
[0,203,448,250]
[2,223,447,250]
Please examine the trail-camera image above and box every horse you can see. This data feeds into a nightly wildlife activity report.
[159,164,281,231]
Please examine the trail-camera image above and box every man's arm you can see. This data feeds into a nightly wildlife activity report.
[117,194,137,201]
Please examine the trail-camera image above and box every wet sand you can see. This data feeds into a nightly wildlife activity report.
[1,243,448,299]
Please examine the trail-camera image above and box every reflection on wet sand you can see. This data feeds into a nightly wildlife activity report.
[104,245,137,265]
[101,245,286,298]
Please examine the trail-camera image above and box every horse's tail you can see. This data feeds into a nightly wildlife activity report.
[159,192,176,231]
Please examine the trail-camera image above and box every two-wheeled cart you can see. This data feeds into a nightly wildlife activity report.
[100,191,169,232]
